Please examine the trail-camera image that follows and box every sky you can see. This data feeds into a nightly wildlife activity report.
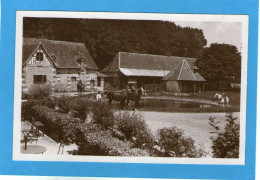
[174,21,242,51]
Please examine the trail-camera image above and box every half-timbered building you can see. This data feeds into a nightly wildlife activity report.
[22,38,106,93]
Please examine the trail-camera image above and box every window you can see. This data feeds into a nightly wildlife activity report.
[36,52,43,61]
[34,75,47,84]
[97,77,101,87]
[71,77,76,82]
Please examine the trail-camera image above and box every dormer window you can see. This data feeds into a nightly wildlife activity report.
[36,52,43,61]
[76,57,85,66]
[194,66,199,73]
[51,55,56,62]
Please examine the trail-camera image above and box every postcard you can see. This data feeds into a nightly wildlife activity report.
[13,11,248,165]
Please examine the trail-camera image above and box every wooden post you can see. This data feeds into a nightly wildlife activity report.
[24,136,27,150]
[203,84,205,92]
[194,83,196,93]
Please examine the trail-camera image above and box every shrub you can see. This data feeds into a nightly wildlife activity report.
[30,105,81,144]
[76,123,149,156]
[53,95,71,113]
[91,102,114,129]
[115,111,155,149]
[29,84,51,99]
[209,112,239,158]
[156,127,206,157]
[44,97,56,109]
[69,97,93,121]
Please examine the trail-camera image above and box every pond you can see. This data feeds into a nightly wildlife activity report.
[130,99,215,112]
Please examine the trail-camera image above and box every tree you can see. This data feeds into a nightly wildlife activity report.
[209,112,239,158]
[197,43,241,88]
[23,18,207,69]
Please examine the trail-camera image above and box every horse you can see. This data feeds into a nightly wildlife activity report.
[106,89,128,110]
[125,87,144,109]
[213,93,229,107]
[77,81,85,95]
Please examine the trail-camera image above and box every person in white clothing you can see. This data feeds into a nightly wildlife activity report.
[96,91,102,102]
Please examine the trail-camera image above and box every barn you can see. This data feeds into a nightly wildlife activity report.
[22,38,106,94]
[102,52,205,93]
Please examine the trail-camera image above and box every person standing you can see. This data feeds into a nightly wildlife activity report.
[96,91,102,102]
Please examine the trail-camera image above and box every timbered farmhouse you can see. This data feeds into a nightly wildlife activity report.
[22,38,106,93]
[102,52,205,93]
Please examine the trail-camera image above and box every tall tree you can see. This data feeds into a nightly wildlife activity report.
[197,43,241,88]
[23,18,207,69]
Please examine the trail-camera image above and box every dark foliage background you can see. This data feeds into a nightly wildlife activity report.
[23,18,207,69]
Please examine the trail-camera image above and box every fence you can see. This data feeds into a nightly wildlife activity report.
[144,83,166,95]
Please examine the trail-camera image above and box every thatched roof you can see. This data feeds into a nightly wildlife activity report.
[162,59,205,81]
[103,52,197,72]
[23,38,98,70]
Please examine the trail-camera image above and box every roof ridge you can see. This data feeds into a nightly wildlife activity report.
[184,59,197,80]
[177,60,185,80]
[118,51,196,59]
[24,37,85,45]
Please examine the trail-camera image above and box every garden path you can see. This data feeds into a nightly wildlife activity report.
[138,111,240,156]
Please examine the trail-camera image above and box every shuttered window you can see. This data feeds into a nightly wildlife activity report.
[34,75,47,84]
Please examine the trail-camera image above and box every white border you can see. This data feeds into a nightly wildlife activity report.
[13,11,248,165]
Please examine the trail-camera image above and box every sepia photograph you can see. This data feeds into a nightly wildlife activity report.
[13,11,248,164]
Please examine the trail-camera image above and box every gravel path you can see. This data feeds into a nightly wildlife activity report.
[139,111,240,156]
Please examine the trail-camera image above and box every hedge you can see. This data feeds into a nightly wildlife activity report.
[76,123,150,156]
[31,105,81,144]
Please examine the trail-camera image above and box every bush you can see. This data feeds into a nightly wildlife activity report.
[156,127,206,157]
[30,105,81,144]
[91,102,114,129]
[209,112,239,158]
[69,97,93,121]
[44,97,56,109]
[76,123,149,156]
[29,84,51,99]
[115,111,155,149]
[53,95,71,113]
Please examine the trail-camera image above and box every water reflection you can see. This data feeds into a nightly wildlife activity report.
[139,99,213,112]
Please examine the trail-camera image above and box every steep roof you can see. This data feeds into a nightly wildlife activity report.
[23,38,98,70]
[162,59,205,81]
[103,52,197,72]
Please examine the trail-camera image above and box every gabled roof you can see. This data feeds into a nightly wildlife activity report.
[103,52,197,72]
[162,59,205,81]
[23,38,98,70]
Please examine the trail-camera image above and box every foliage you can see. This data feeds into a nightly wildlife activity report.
[115,111,155,149]
[69,97,93,121]
[45,97,56,109]
[53,95,71,113]
[209,112,239,158]
[23,18,207,69]
[91,102,114,129]
[197,43,241,88]
[156,127,206,157]
[29,84,51,99]
[30,105,81,144]
[76,123,149,156]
